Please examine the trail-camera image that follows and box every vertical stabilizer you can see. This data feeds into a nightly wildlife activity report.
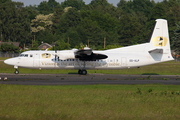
[147,19,174,61]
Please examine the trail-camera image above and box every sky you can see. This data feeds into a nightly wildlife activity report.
[12,0,164,7]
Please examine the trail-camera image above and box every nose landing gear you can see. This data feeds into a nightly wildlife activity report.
[14,66,19,74]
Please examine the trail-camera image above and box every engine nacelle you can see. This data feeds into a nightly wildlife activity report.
[57,51,75,60]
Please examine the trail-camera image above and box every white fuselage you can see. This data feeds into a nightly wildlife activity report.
[4,43,173,70]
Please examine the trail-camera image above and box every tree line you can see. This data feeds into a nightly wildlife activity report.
[0,0,180,54]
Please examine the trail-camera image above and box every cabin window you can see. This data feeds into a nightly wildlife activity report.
[24,54,28,57]
[30,55,33,57]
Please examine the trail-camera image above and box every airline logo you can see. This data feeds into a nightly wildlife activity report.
[152,36,167,47]
[42,53,51,59]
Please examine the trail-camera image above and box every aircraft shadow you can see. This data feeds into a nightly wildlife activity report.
[142,73,159,75]
[68,72,79,74]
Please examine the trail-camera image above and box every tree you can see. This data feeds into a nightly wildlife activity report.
[79,17,106,48]
[173,22,180,59]
[0,43,20,53]
[35,30,59,45]
[52,5,64,34]
[37,0,59,14]
[148,3,166,21]
[130,0,154,17]
[61,0,85,10]
[0,0,11,4]
[118,14,142,45]
[31,13,54,34]
[55,39,70,50]
[31,41,39,50]
[24,5,38,21]
[106,44,122,50]
[89,0,109,8]
[63,28,81,48]
[117,0,127,8]
[0,1,32,47]
[56,7,81,35]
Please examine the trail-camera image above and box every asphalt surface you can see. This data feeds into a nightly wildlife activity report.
[0,73,180,85]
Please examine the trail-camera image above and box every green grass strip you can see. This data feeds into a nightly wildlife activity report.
[0,84,180,120]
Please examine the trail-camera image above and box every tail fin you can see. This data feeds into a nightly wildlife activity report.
[147,19,174,61]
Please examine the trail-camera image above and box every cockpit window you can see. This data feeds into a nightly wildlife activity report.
[19,54,29,57]
[19,54,24,57]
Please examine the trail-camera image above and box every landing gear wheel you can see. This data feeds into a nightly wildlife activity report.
[14,69,19,74]
[78,70,87,75]
[78,70,82,74]
[81,70,87,75]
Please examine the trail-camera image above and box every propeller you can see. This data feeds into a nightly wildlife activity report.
[55,44,57,61]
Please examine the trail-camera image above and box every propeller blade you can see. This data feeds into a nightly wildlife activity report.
[55,44,57,53]
[55,44,57,61]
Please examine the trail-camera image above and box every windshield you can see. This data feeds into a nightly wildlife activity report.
[19,54,24,57]
[19,54,28,57]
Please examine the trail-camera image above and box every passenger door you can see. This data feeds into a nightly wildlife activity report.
[121,58,127,67]
[33,53,40,67]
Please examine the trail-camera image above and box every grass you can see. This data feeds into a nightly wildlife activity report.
[0,84,180,120]
[1,58,180,119]
[0,60,180,75]
[0,57,9,60]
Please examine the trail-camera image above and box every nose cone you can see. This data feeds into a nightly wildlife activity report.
[4,58,17,66]
[4,59,9,65]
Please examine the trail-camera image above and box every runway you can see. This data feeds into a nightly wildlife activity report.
[0,73,180,85]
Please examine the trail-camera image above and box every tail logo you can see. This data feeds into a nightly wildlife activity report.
[152,36,167,47]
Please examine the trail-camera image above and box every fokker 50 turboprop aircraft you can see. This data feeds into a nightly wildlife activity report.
[4,19,174,75]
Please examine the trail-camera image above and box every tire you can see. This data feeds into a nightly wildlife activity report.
[14,70,19,74]
[82,70,87,75]
[78,70,82,74]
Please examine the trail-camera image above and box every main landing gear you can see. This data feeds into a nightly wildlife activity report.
[78,69,87,75]
[76,60,87,75]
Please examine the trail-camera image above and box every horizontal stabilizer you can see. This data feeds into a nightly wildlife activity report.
[148,49,163,54]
